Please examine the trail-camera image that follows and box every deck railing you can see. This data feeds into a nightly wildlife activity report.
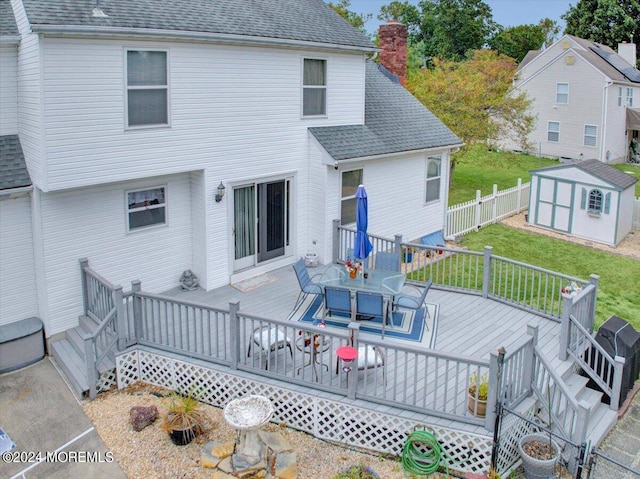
[80,258,124,398]
[334,226,593,322]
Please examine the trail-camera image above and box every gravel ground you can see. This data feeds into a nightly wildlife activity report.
[83,383,451,479]
[501,213,640,260]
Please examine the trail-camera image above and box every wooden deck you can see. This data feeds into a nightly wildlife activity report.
[164,263,561,364]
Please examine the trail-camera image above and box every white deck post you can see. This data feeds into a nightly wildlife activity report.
[482,246,493,298]
[131,280,142,342]
[346,322,360,400]
[114,285,126,351]
[610,356,626,410]
[485,347,504,431]
[588,274,599,332]
[332,219,340,263]
[79,258,89,316]
[229,301,240,371]
[559,295,573,361]
[523,325,538,396]
[394,234,402,271]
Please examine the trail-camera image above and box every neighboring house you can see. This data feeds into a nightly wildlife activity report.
[505,34,640,163]
[528,159,637,246]
[0,1,461,341]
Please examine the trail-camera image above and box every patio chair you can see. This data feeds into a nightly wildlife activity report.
[292,258,323,310]
[323,286,353,321]
[375,251,400,272]
[355,291,388,337]
[393,278,433,327]
[336,345,385,384]
[247,324,293,370]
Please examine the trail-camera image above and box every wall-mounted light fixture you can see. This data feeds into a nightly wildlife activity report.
[215,182,226,202]
[579,153,584,161]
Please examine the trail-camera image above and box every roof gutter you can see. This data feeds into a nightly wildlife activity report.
[30,25,378,53]
[0,36,21,45]
[332,142,465,166]
[0,185,33,199]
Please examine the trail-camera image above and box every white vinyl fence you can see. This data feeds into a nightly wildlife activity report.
[446,179,530,239]
[634,197,640,228]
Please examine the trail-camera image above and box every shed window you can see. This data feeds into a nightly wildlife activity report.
[127,186,167,231]
[588,189,603,212]
[547,121,560,142]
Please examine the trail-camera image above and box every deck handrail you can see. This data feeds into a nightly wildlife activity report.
[566,313,624,410]
[532,346,589,444]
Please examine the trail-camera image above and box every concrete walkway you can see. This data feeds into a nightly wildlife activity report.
[0,358,125,479]
[595,386,640,477]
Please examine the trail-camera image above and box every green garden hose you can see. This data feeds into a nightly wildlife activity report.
[401,430,449,478]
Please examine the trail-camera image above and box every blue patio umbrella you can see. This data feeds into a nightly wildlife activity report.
[353,185,373,262]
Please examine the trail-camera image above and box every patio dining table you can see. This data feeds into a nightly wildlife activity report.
[317,264,406,335]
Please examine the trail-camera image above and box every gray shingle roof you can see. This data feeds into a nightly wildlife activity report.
[532,159,637,190]
[0,135,31,190]
[518,35,640,84]
[0,0,19,37]
[309,62,462,161]
[20,0,374,50]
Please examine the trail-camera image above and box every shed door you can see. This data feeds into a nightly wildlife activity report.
[536,177,573,233]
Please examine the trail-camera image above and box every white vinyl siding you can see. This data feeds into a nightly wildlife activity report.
[556,83,569,104]
[0,46,18,136]
[126,50,169,128]
[302,58,327,117]
[583,125,597,147]
[547,121,560,142]
[39,39,365,190]
[0,196,39,326]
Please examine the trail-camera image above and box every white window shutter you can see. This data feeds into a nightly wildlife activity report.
[604,192,611,214]
[581,188,586,209]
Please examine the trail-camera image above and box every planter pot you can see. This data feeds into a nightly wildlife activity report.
[169,426,197,446]
[518,433,560,479]
[349,270,357,279]
[467,392,487,417]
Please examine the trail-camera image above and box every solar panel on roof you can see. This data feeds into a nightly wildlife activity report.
[590,46,640,83]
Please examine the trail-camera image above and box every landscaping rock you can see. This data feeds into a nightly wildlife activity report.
[129,405,158,432]
[274,451,298,479]
[259,430,292,454]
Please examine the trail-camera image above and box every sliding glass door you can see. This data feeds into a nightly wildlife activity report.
[233,178,291,271]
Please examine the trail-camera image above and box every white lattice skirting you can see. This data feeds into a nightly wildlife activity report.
[116,348,493,474]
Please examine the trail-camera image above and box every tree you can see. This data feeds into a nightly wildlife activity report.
[538,18,560,49]
[563,0,640,64]
[407,50,535,179]
[328,0,372,35]
[488,24,545,62]
[378,1,421,42]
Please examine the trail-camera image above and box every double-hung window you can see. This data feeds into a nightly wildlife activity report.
[584,125,597,147]
[127,186,167,231]
[547,121,560,142]
[126,50,168,127]
[627,88,634,107]
[340,169,362,224]
[425,156,442,203]
[303,59,327,116]
[556,83,569,104]
[619,87,634,107]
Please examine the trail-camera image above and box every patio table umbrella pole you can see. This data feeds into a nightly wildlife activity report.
[354,185,373,275]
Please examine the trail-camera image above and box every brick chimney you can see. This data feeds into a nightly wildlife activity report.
[378,20,408,86]
[618,41,637,67]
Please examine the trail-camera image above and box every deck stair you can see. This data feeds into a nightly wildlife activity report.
[50,314,116,398]
[536,358,618,447]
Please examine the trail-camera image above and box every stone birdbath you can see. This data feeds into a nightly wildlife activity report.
[223,395,274,470]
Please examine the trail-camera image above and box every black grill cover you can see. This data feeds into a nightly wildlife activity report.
[593,316,640,405]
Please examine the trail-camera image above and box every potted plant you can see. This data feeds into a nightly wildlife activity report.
[468,371,488,417]
[518,389,560,479]
[332,463,380,479]
[161,390,209,446]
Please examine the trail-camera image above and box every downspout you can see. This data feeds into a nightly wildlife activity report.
[600,80,612,162]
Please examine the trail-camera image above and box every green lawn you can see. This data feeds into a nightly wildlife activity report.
[448,145,557,205]
[612,162,640,196]
[457,224,640,330]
